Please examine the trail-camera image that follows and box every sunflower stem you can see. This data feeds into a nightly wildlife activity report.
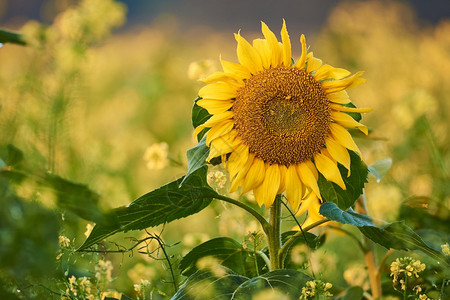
[267,195,282,271]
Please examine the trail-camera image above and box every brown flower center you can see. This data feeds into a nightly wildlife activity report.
[232,66,330,165]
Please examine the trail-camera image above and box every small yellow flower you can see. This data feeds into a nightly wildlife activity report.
[207,170,228,189]
[300,280,333,299]
[95,259,113,282]
[58,235,71,248]
[143,142,169,170]
[84,223,94,238]
[441,243,450,256]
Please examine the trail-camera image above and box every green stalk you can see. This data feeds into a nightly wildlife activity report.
[0,29,26,46]
[267,195,282,270]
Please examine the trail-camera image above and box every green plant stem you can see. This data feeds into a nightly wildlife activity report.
[256,250,271,272]
[279,218,330,266]
[0,29,26,45]
[214,194,270,232]
[357,192,382,300]
[267,195,282,271]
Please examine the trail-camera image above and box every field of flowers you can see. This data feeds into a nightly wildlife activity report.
[0,0,448,299]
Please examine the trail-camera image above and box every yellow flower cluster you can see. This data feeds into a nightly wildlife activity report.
[66,275,94,299]
[58,235,71,248]
[300,280,333,299]
[207,170,228,189]
[390,257,426,285]
[95,259,114,282]
[441,243,450,256]
[143,142,169,170]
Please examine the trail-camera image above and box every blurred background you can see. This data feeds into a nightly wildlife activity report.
[0,0,449,298]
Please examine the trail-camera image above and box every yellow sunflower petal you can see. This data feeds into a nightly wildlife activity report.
[329,123,362,157]
[302,199,325,228]
[227,144,249,180]
[321,71,365,93]
[326,137,351,175]
[220,59,251,80]
[207,130,239,160]
[329,67,351,80]
[242,157,266,194]
[313,64,332,81]
[297,161,321,200]
[306,53,323,73]
[253,163,281,208]
[206,120,235,146]
[281,19,292,67]
[193,111,234,139]
[277,164,288,194]
[327,90,351,104]
[234,31,263,75]
[199,82,237,100]
[295,34,307,69]
[261,21,281,67]
[196,99,234,114]
[314,151,346,190]
[252,39,271,69]
[201,72,243,87]
[286,165,304,211]
[295,190,317,216]
[331,111,369,135]
[229,153,254,193]
[330,103,373,113]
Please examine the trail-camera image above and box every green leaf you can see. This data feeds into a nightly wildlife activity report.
[5,144,24,167]
[359,221,450,267]
[180,137,209,186]
[317,151,368,209]
[1,169,105,223]
[232,269,313,299]
[368,158,392,182]
[343,102,362,122]
[173,267,313,300]
[319,202,373,227]
[0,29,27,46]
[172,267,248,300]
[179,237,264,277]
[281,231,324,249]
[192,97,211,141]
[79,167,218,250]
[335,286,364,300]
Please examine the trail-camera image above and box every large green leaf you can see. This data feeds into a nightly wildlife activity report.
[180,137,209,186]
[335,286,364,300]
[0,145,105,223]
[359,221,450,267]
[172,267,248,300]
[172,267,312,300]
[192,97,211,141]
[79,167,218,250]
[231,269,313,299]
[317,151,368,210]
[319,202,373,227]
[179,237,264,278]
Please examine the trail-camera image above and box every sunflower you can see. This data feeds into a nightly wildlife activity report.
[195,21,371,210]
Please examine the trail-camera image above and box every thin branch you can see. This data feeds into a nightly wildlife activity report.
[153,234,178,294]
[256,250,271,271]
